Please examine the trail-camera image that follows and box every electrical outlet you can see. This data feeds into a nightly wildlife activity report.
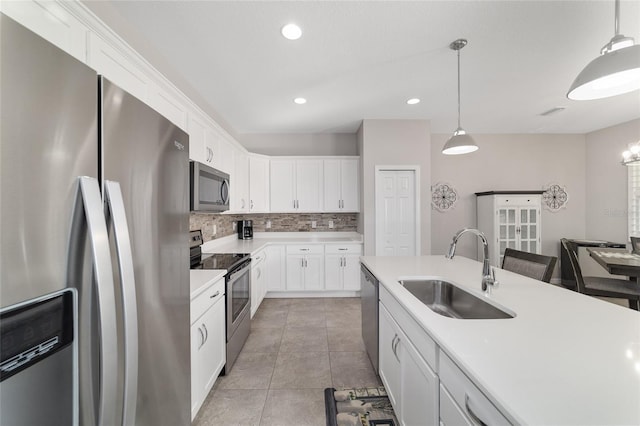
[311,220,317,228]
[266,220,271,229]
[213,224,217,235]
[232,222,236,231]
[328,220,334,229]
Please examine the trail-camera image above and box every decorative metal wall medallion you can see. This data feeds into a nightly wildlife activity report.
[431,182,458,212]
[542,183,568,212]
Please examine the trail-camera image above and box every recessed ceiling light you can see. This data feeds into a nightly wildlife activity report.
[294,97,307,105]
[281,24,302,40]
[407,98,420,105]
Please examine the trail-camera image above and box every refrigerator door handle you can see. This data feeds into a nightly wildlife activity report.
[104,180,139,426]
[73,176,118,426]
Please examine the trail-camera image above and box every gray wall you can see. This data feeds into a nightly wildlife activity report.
[585,118,640,243]
[430,133,587,273]
[359,119,432,256]
[238,133,357,156]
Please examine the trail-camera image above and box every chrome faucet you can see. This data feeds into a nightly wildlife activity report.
[445,228,497,293]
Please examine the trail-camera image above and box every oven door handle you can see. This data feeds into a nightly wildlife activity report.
[227,262,250,283]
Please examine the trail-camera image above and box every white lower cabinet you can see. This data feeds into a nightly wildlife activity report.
[439,350,510,426]
[191,278,225,421]
[286,245,324,290]
[266,245,286,291]
[379,303,439,426]
[324,245,362,291]
[250,249,267,317]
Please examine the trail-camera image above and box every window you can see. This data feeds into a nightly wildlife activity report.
[628,163,640,237]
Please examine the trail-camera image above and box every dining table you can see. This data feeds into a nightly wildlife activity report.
[587,247,640,285]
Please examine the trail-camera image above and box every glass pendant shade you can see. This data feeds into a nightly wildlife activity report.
[442,127,479,155]
[568,44,640,100]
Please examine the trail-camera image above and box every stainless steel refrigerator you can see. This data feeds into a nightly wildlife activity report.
[0,14,190,426]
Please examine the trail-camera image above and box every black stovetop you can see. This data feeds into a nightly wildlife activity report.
[191,252,250,271]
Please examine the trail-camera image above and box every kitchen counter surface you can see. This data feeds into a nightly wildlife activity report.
[190,269,226,299]
[360,255,640,425]
[200,232,363,255]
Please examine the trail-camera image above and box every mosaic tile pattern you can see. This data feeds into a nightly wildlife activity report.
[190,213,358,242]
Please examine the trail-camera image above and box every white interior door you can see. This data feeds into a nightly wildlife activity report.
[375,169,417,256]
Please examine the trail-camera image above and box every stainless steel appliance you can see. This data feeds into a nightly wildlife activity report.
[0,14,190,426]
[361,264,379,373]
[190,161,230,212]
[189,230,251,373]
[237,220,254,240]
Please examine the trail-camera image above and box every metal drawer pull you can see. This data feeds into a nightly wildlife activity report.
[300,248,309,251]
[338,248,348,251]
[391,334,400,362]
[210,291,220,299]
[198,327,205,349]
[202,324,208,343]
[465,394,488,426]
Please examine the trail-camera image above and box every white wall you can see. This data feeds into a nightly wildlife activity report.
[430,134,586,273]
[359,119,431,256]
[238,133,357,156]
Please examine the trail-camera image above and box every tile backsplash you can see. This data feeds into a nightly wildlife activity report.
[190,213,358,242]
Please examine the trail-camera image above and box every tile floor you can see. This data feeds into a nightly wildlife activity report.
[193,297,380,426]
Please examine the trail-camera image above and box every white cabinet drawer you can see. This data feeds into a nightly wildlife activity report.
[325,244,362,254]
[440,383,473,426]
[439,351,511,426]
[191,278,224,324]
[494,195,540,206]
[286,244,324,255]
[380,286,437,370]
[252,249,266,266]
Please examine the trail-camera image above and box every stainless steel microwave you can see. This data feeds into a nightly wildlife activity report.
[190,161,230,212]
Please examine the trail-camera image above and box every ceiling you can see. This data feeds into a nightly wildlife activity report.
[85,1,640,135]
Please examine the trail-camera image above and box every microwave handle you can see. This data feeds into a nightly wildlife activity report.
[221,179,229,204]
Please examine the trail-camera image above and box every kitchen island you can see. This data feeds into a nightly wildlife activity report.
[361,255,640,425]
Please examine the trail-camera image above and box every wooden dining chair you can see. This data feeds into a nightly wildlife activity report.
[630,236,640,255]
[501,248,557,283]
[560,239,640,310]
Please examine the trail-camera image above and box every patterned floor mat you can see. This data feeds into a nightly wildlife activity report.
[324,386,398,426]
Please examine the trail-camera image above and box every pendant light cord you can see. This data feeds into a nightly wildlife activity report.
[457,48,461,129]
[614,0,620,36]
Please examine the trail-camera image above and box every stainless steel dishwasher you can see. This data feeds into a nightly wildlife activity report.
[361,264,379,373]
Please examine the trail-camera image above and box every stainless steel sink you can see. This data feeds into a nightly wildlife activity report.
[398,279,514,319]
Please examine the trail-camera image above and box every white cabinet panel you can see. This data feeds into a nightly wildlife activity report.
[324,254,343,290]
[219,137,235,175]
[270,159,322,212]
[286,246,324,291]
[270,160,296,212]
[342,254,361,291]
[251,250,266,317]
[88,32,150,103]
[187,112,207,163]
[379,304,402,411]
[2,0,88,62]
[249,155,270,212]
[323,244,362,291]
[324,158,359,212]
[286,255,306,290]
[232,148,249,212]
[149,86,188,130]
[266,245,286,291]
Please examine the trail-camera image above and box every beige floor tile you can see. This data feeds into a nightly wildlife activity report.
[288,298,326,312]
[327,327,366,352]
[280,327,328,352]
[193,389,267,426]
[217,352,277,390]
[242,327,283,353]
[260,389,326,426]
[326,309,362,328]
[270,352,332,389]
[329,351,381,388]
[324,297,361,312]
[286,310,326,328]
[252,309,288,329]
[259,298,291,311]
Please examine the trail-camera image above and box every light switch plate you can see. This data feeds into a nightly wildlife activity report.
[311,220,317,228]
[329,220,334,229]
[266,220,271,229]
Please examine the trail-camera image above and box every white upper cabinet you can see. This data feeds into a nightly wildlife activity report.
[324,158,359,212]
[187,112,207,164]
[232,148,249,212]
[1,1,88,62]
[87,32,151,104]
[249,154,270,213]
[270,159,323,212]
[148,83,188,131]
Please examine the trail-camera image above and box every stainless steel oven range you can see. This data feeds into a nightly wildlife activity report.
[190,230,251,374]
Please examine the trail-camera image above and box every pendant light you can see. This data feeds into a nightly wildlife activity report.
[567,0,640,100]
[442,39,478,155]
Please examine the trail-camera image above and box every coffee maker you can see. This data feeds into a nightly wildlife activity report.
[237,220,253,240]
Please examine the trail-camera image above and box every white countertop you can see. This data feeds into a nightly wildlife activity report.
[360,255,640,425]
[190,269,226,299]
[200,232,363,255]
